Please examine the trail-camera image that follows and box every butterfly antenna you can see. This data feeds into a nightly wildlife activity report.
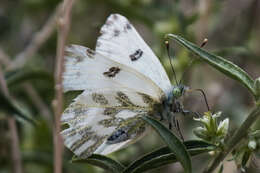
[200,38,208,48]
[193,89,210,111]
[179,38,209,84]
[165,40,178,85]
[179,59,195,85]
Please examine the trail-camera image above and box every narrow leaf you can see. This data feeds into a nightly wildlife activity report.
[241,150,251,171]
[142,116,192,173]
[123,140,215,173]
[71,154,125,173]
[218,164,224,173]
[5,68,53,87]
[0,91,35,124]
[166,34,255,98]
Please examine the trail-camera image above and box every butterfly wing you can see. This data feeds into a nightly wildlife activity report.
[96,14,172,94]
[62,45,163,158]
[63,44,164,99]
[61,88,157,158]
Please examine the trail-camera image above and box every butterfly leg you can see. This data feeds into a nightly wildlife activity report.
[176,120,184,141]
[158,113,164,121]
[164,107,173,129]
[168,113,173,129]
[171,112,184,141]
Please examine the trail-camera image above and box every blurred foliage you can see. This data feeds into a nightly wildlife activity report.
[0,0,260,173]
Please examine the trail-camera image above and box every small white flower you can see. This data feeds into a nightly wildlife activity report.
[193,127,208,140]
[248,140,257,150]
[212,111,222,119]
[217,118,229,136]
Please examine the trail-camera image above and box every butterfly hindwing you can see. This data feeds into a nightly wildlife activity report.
[61,89,158,158]
[96,13,172,94]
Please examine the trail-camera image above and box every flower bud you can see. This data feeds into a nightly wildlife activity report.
[248,140,257,150]
[193,127,209,140]
[217,118,229,137]
[254,77,260,102]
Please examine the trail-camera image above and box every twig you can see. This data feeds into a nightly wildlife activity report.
[203,106,260,173]
[0,49,11,67]
[0,66,9,97]
[52,1,75,173]
[0,66,23,173]
[6,3,62,71]
[196,0,212,42]
[7,117,23,173]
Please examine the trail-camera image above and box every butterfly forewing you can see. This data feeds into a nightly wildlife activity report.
[96,14,172,94]
[63,45,163,99]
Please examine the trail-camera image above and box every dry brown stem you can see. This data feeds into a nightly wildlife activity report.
[0,66,23,173]
[6,3,63,71]
[52,1,76,173]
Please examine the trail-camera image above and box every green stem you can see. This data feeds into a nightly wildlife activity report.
[203,106,260,173]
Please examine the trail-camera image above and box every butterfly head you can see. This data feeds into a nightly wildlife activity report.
[172,84,188,99]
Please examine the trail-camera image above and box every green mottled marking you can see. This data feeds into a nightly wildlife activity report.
[86,48,96,58]
[107,116,147,144]
[70,131,99,152]
[104,107,119,116]
[138,92,155,105]
[64,51,74,57]
[92,93,108,105]
[75,56,84,62]
[80,135,106,158]
[116,91,135,106]
[67,126,92,139]
[99,117,124,128]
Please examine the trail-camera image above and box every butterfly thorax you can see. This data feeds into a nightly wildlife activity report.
[152,84,189,127]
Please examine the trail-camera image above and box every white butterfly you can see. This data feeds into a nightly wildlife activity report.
[61,14,188,158]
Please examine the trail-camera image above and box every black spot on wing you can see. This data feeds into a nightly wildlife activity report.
[103,67,121,77]
[75,56,84,63]
[123,23,132,32]
[129,49,143,61]
[86,48,95,58]
[126,23,132,30]
[106,128,128,144]
[114,29,120,37]
[111,14,119,20]
[92,93,108,105]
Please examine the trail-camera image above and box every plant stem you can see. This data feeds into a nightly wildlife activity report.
[0,65,23,173]
[53,1,75,173]
[203,106,260,173]
[7,117,23,173]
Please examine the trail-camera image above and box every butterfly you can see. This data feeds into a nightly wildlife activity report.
[61,14,191,159]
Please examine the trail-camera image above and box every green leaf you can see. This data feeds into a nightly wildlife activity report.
[0,91,35,124]
[254,77,260,101]
[141,116,192,173]
[218,164,224,173]
[166,34,256,99]
[71,154,125,173]
[5,68,53,87]
[241,150,251,171]
[123,140,215,173]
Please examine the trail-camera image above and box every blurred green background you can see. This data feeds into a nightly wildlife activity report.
[0,0,259,172]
